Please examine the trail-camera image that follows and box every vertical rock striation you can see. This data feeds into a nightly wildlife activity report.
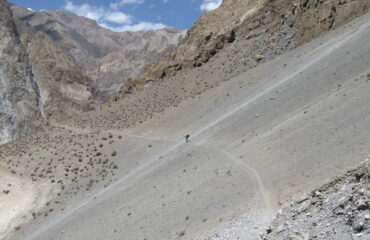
[0,0,43,144]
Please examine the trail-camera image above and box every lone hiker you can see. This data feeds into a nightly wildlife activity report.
[185,134,190,143]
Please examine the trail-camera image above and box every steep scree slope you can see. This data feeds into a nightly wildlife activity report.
[3,11,369,240]
[72,0,369,131]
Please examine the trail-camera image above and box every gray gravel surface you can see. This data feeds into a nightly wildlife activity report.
[4,11,370,240]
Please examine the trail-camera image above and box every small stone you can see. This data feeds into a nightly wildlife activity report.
[177,230,186,237]
[286,33,295,40]
[289,231,309,240]
[269,35,280,43]
[297,194,309,203]
[337,197,347,208]
[254,54,265,61]
[276,224,285,233]
[353,221,364,232]
[355,173,364,182]
[356,200,368,210]
[358,188,365,196]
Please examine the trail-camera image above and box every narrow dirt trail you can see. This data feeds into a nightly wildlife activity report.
[190,143,272,209]
[53,123,270,207]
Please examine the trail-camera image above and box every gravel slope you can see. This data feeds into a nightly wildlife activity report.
[4,12,369,240]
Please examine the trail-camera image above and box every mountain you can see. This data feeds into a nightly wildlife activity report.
[0,2,184,141]
[1,0,369,240]
[17,23,99,123]
[113,0,369,99]
[0,0,44,144]
[10,4,185,96]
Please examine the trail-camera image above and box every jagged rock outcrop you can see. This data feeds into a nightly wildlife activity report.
[262,160,370,239]
[113,0,369,99]
[0,0,44,144]
[10,5,185,95]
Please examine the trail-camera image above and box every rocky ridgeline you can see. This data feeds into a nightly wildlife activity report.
[262,160,370,240]
[114,0,369,98]
[71,0,369,131]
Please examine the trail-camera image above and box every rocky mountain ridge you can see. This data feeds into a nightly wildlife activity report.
[11,4,185,95]
[72,0,369,131]
[113,0,369,99]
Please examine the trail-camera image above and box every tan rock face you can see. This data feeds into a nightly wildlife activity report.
[294,0,367,45]
[0,0,44,144]
[20,30,99,123]
[114,0,369,99]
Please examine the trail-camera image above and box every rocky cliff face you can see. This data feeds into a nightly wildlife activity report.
[11,5,185,95]
[113,0,369,98]
[0,0,44,144]
[18,28,99,123]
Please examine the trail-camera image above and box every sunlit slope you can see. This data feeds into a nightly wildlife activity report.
[12,13,370,240]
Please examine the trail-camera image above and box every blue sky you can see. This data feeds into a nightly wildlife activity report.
[9,0,222,31]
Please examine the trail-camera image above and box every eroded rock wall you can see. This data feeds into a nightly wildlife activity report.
[0,0,43,144]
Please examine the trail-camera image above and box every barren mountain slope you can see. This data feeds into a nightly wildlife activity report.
[70,0,369,131]
[113,0,369,99]
[11,4,185,94]
[2,11,369,240]
[1,0,369,239]
[0,0,44,144]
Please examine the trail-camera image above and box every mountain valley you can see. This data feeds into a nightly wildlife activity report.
[0,0,369,239]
